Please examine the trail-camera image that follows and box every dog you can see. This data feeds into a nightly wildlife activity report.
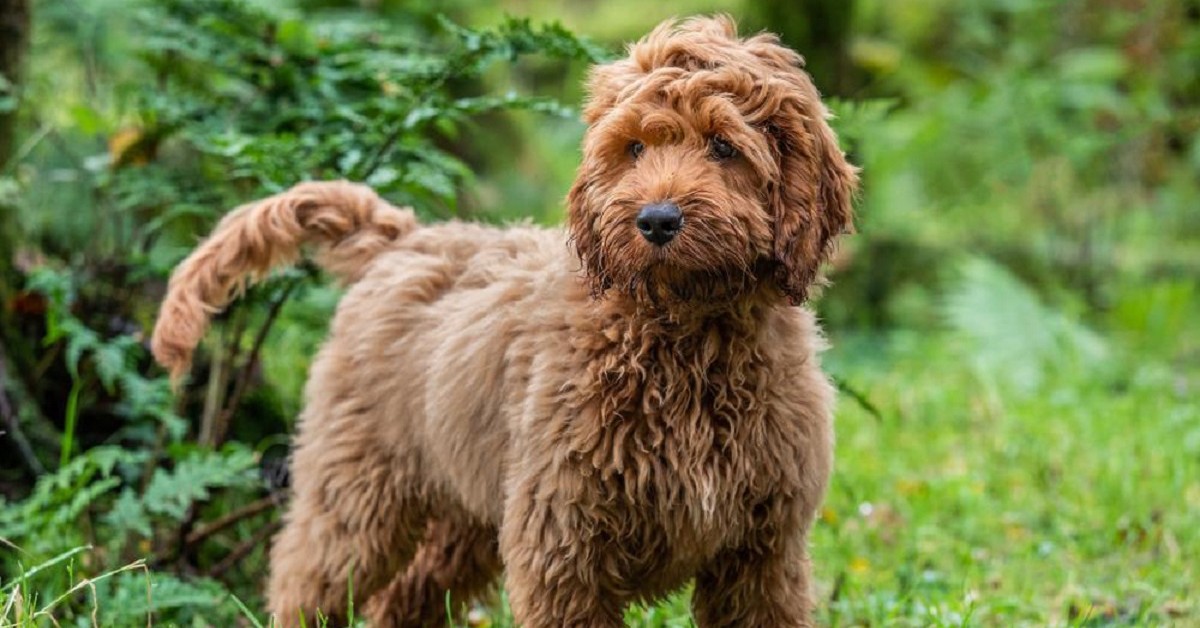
[152,14,856,627]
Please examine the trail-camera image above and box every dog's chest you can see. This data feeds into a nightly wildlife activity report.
[562,321,792,558]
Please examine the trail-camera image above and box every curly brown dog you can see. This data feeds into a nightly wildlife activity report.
[152,15,857,628]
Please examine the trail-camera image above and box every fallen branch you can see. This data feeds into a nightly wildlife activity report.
[832,375,884,423]
[207,520,282,579]
[185,496,276,547]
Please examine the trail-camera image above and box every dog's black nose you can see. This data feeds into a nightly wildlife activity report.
[636,203,683,246]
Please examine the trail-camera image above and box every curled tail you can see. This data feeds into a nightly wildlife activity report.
[151,180,418,379]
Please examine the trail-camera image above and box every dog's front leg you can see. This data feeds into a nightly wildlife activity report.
[691,519,816,628]
[499,483,627,627]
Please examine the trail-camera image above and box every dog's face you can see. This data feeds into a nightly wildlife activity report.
[567,16,858,306]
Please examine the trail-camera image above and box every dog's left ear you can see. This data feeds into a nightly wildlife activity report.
[752,39,859,303]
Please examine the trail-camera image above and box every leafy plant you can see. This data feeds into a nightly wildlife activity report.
[943,256,1109,395]
[2,0,602,624]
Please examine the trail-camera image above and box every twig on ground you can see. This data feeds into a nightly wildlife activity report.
[832,375,884,422]
[185,496,277,547]
[207,520,282,579]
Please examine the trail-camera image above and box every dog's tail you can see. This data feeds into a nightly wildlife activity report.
[151,180,417,379]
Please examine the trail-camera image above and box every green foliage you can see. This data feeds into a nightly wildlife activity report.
[102,446,259,543]
[0,75,16,113]
[3,0,603,624]
[824,0,1199,334]
[0,443,258,553]
[134,0,599,211]
[0,447,142,550]
[0,442,266,624]
[943,257,1109,395]
[92,571,235,626]
[26,266,186,451]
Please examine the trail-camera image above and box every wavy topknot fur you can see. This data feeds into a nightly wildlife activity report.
[152,15,856,627]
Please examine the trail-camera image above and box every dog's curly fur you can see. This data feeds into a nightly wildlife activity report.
[152,15,856,627]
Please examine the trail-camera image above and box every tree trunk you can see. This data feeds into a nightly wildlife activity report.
[1,0,31,324]
[744,0,859,97]
[1,0,40,480]
[1,0,31,322]
[0,0,30,166]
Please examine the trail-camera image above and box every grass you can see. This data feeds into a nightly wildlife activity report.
[2,553,149,627]
[3,326,1196,628]
[811,331,1198,626]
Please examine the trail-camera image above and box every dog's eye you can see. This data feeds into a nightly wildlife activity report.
[628,141,645,160]
[709,136,737,161]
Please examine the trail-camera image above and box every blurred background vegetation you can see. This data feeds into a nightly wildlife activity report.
[1,0,1197,625]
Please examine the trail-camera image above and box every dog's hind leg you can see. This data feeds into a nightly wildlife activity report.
[364,515,502,628]
[265,392,430,627]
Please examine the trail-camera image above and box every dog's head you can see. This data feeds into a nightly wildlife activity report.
[567,15,857,306]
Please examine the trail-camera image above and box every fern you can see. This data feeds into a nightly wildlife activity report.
[141,446,260,520]
[0,443,259,557]
[99,444,261,551]
[94,572,235,626]
[0,447,145,551]
[26,267,189,446]
[943,256,1109,394]
[104,489,154,540]
[136,2,601,215]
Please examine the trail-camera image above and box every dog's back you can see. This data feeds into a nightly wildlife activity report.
[314,222,581,521]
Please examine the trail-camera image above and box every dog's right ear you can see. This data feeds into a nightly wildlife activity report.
[566,173,605,295]
[570,58,644,295]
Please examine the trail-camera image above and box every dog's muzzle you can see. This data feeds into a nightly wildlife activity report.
[636,202,683,246]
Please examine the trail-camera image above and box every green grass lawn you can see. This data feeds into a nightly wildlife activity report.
[811,332,1198,626]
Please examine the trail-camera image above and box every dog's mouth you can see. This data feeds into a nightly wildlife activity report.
[621,261,763,306]
[646,245,675,263]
